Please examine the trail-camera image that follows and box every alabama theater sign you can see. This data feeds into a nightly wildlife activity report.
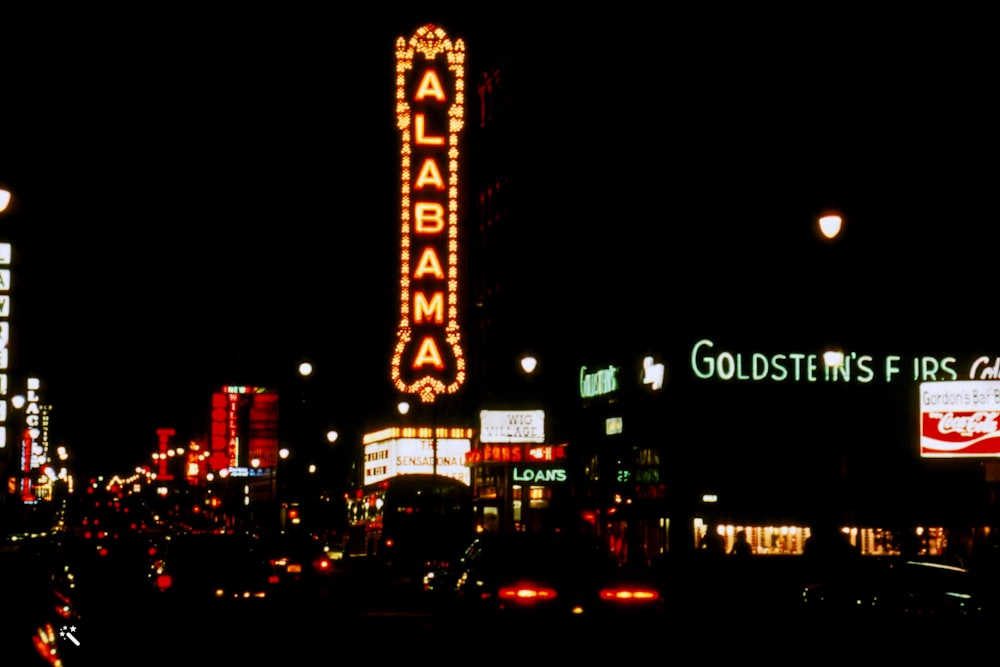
[391,24,467,404]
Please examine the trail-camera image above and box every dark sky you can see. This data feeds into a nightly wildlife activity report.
[1,10,996,481]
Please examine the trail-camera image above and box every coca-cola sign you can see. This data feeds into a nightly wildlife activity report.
[920,381,1000,457]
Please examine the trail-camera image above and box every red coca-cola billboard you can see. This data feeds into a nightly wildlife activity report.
[920,381,1000,457]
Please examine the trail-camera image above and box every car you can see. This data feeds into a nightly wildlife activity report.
[424,531,664,625]
[1,534,82,666]
[256,531,345,598]
[798,556,994,634]
[148,530,278,606]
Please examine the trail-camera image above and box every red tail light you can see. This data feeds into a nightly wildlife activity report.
[599,587,660,602]
[156,574,173,591]
[498,583,557,602]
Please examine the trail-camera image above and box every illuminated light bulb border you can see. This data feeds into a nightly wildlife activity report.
[391,24,467,403]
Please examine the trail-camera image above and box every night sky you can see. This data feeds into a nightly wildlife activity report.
[1,10,996,486]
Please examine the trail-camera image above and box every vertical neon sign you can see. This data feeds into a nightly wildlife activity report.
[391,24,467,404]
[0,243,10,451]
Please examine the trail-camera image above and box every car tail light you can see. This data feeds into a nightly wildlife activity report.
[599,586,661,603]
[156,574,173,591]
[313,556,331,573]
[499,583,557,602]
[54,591,74,620]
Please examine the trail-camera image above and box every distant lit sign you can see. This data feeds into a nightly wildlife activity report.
[0,243,10,451]
[363,436,471,486]
[642,356,664,391]
[225,466,271,477]
[155,428,175,481]
[605,417,623,436]
[479,410,545,443]
[391,24,467,404]
[920,381,1000,458]
[512,467,567,483]
[465,444,566,464]
[209,387,278,473]
[690,338,979,385]
[579,365,619,398]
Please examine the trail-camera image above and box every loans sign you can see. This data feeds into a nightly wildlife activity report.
[391,24,467,404]
[920,381,1000,457]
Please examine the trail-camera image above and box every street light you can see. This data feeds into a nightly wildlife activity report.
[817,212,844,241]
[520,355,538,375]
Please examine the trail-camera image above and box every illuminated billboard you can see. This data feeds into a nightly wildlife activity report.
[391,24,467,404]
[479,410,545,443]
[363,426,472,486]
[209,386,279,472]
[920,381,1000,457]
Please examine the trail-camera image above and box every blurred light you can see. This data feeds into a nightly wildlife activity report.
[279,448,290,460]
[642,356,664,390]
[824,350,845,367]
[0,188,10,213]
[398,401,411,416]
[298,361,313,378]
[818,213,844,240]
[327,430,339,444]
[520,355,538,374]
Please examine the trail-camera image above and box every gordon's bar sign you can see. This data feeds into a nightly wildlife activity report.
[920,381,1000,458]
[391,24,467,404]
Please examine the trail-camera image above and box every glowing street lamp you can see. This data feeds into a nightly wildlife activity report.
[520,355,538,375]
[818,212,844,241]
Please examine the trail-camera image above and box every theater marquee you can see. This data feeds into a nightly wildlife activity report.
[391,24,467,404]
